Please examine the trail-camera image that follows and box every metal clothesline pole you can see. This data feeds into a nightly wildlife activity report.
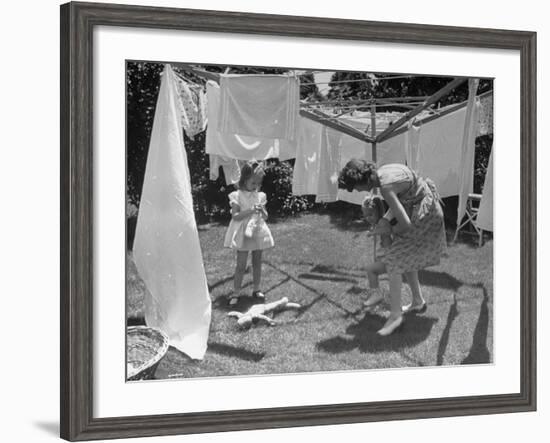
[370,102,378,262]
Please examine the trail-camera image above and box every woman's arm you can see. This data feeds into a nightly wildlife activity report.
[380,187,412,234]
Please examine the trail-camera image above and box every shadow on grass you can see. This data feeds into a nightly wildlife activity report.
[265,260,361,319]
[154,346,198,379]
[461,285,491,364]
[417,269,464,291]
[298,273,358,284]
[436,294,459,365]
[208,342,266,362]
[317,312,438,354]
[309,264,367,279]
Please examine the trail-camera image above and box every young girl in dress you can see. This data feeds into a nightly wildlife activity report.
[224,162,274,306]
[362,195,393,309]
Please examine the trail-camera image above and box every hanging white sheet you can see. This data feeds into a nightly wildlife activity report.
[456,79,481,227]
[206,81,296,161]
[218,74,300,140]
[477,149,494,231]
[133,65,212,360]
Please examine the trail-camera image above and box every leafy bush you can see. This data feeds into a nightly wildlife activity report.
[262,160,314,217]
[474,134,493,194]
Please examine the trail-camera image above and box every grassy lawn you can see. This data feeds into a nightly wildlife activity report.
[127,211,493,379]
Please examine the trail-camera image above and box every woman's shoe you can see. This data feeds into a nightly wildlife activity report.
[363,289,384,309]
[377,315,404,336]
[402,301,427,314]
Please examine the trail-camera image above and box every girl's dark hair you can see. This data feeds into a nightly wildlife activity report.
[237,161,265,189]
[338,159,377,192]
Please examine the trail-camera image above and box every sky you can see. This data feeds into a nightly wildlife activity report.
[313,71,334,97]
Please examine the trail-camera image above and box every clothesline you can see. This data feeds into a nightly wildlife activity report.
[301,96,430,106]
[169,62,491,145]
[304,102,429,112]
[299,74,425,86]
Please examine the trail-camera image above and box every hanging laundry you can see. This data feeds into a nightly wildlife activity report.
[336,130,407,205]
[414,106,469,198]
[292,118,325,196]
[218,74,300,140]
[173,74,207,139]
[205,81,296,161]
[209,155,242,185]
[133,65,211,360]
[315,125,342,203]
[378,131,408,164]
[456,79,481,228]
[477,149,493,231]
[404,120,421,170]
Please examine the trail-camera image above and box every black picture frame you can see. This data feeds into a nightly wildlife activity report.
[60,1,537,441]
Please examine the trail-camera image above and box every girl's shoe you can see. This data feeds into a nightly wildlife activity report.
[252,291,265,302]
[402,301,427,314]
[377,315,404,336]
[363,289,384,309]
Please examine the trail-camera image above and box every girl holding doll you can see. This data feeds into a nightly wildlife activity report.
[224,162,274,306]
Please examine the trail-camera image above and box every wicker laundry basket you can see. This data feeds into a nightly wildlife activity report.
[127,326,169,381]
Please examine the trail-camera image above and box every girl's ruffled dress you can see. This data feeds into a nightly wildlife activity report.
[224,190,275,251]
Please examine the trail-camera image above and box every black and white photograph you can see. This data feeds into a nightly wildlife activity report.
[125,61,494,381]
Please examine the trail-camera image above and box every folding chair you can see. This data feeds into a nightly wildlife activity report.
[453,193,484,247]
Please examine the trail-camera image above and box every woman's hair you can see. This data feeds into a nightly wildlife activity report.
[338,159,377,192]
[363,195,385,220]
[237,161,265,189]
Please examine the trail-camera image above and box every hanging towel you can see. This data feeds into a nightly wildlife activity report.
[477,149,493,231]
[291,117,342,202]
[133,65,212,360]
[209,155,242,185]
[173,75,207,139]
[218,74,300,140]
[292,118,324,196]
[205,81,296,161]
[456,79,481,228]
[315,126,342,202]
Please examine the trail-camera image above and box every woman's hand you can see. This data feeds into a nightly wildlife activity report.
[367,218,392,237]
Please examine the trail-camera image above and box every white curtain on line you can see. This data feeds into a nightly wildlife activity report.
[133,64,212,360]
